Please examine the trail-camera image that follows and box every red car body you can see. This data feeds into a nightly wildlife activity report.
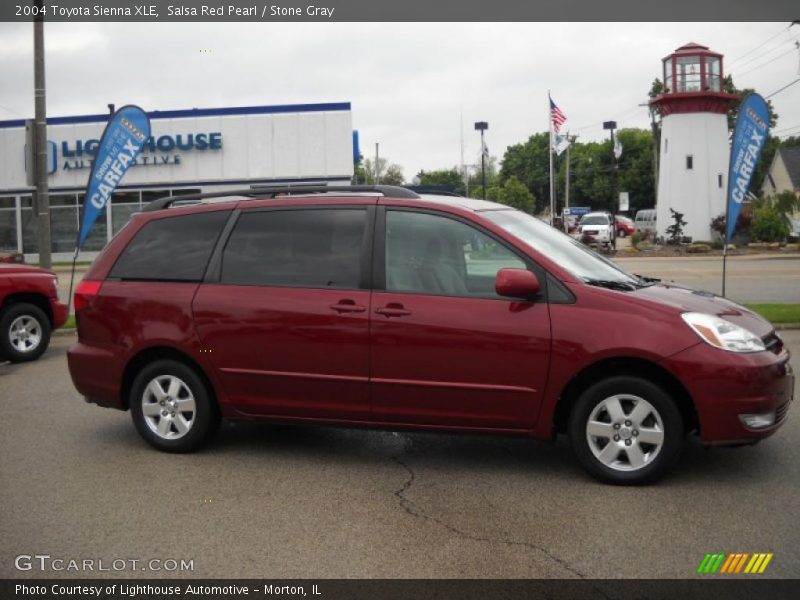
[615,216,635,237]
[0,263,69,361]
[67,191,793,481]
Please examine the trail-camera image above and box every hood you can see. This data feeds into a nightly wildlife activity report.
[0,264,55,276]
[633,283,773,338]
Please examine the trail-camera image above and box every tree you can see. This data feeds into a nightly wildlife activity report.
[496,176,536,213]
[751,205,790,242]
[765,190,800,229]
[666,208,687,244]
[360,157,404,185]
[498,132,550,210]
[723,75,778,131]
[416,167,466,195]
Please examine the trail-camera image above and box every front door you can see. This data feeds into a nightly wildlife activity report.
[370,209,551,429]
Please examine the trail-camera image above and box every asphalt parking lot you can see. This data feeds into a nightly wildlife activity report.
[1,332,797,579]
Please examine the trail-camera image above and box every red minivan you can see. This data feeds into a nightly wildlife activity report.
[67,186,794,484]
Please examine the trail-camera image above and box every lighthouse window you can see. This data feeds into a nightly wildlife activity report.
[718,173,723,188]
[706,57,721,92]
[686,155,694,170]
[677,57,702,93]
[664,59,673,93]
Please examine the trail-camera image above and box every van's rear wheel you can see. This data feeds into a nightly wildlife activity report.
[569,376,683,485]
[130,359,219,453]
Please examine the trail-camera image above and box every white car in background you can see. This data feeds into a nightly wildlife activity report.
[578,212,616,248]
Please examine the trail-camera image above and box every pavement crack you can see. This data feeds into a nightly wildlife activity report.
[392,455,606,588]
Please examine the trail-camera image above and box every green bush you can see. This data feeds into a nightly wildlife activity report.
[751,206,790,242]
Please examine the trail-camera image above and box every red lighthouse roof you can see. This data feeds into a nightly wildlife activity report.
[650,41,736,116]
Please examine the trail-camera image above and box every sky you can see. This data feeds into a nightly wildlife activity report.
[1,22,799,180]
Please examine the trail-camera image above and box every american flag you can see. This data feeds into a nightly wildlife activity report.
[550,98,567,133]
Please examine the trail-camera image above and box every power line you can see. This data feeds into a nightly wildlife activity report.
[730,37,796,71]
[570,104,644,133]
[773,121,800,134]
[765,76,800,99]
[735,46,797,78]
[727,25,790,65]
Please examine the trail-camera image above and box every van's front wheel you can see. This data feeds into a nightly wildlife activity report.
[569,376,683,485]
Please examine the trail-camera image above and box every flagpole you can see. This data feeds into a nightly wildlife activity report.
[548,92,555,226]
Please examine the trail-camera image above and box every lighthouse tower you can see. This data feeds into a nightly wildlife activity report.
[651,43,737,242]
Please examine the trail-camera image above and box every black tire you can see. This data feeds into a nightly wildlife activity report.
[618,229,627,238]
[129,359,220,453]
[0,303,51,363]
[568,376,683,485]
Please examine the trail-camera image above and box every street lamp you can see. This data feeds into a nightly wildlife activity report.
[603,120,618,250]
[474,121,488,199]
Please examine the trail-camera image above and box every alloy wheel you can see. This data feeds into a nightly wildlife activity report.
[585,394,665,472]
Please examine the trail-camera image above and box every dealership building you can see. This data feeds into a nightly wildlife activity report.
[0,102,357,261]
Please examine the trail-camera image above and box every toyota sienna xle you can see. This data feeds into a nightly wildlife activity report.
[67,186,794,484]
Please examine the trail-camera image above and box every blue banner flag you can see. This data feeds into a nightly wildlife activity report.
[78,105,150,248]
[725,94,769,242]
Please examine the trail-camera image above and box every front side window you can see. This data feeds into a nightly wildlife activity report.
[221,208,366,289]
[385,210,525,298]
[110,211,230,281]
[482,209,639,286]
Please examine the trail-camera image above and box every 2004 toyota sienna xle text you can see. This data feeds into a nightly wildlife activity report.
[67,186,794,484]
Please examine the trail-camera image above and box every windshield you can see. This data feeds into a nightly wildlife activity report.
[482,209,639,285]
[581,215,609,225]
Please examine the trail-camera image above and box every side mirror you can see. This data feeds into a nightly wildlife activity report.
[495,268,540,300]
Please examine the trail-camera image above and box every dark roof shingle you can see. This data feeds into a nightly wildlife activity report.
[777,147,800,190]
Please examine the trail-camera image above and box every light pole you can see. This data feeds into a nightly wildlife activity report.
[474,121,488,199]
[603,120,618,250]
[33,0,51,268]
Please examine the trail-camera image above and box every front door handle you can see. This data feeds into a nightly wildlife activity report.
[375,303,412,318]
[330,300,366,314]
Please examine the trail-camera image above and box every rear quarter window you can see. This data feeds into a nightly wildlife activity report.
[109,211,230,281]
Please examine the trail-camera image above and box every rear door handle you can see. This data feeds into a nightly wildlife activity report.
[330,300,366,314]
[375,304,411,317]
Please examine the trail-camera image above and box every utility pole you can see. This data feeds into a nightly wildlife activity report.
[603,121,618,250]
[33,0,51,268]
[564,133,578,232]
[474,121,488,200]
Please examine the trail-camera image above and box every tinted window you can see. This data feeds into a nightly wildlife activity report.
[221,209,366,288]
[110,211,229,281]
[386,210,525,298]
[581,215,609,225]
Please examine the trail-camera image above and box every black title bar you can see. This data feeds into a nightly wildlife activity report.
[2,0,799,22]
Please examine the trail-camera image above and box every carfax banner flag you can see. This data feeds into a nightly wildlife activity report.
[725,93,769,243]
[78,105,150,248]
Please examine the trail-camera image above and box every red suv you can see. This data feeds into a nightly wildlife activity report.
[67,186,794,484]
[1,263,68,362]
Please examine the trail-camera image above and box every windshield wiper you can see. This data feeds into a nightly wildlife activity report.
[633,273,660,287]
[583,278,638,292]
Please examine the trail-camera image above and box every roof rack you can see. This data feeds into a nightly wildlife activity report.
[143,184,420,212]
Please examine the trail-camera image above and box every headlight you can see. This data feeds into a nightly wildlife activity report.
[681,312,765,353]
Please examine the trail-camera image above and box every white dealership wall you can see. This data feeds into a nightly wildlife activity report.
[0,103,355,192]
[0,103,356,261]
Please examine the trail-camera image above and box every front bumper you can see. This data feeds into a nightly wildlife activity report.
[50,298,69,329]
[663,339,793,443]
